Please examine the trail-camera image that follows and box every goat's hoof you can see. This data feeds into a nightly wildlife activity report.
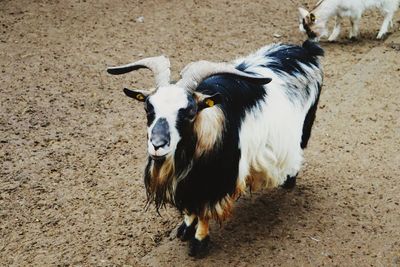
[377,35,387,40]
[177,220,197,241]
[189,236,210,258]
[282,175,296,190]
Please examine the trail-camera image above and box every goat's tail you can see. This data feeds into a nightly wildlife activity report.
[302,39,324,57]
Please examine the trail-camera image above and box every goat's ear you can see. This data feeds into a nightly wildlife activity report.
[298,7,310,19]
[195,92,223,111]
[123,88,149,102]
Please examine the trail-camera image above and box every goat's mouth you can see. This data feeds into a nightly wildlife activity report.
[147,142,171,161]
[148,149,171,161]
[150,154,167,161]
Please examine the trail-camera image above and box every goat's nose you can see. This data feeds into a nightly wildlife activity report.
[151,136,169,150]
[150,118,170,151]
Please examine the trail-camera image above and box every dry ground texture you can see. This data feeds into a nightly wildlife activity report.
[1,0,400,266]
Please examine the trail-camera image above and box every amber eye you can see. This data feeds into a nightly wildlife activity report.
[310,13,316,23]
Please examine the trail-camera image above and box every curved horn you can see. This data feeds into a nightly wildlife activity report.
[176,60,272,91]
[107,56,171,87]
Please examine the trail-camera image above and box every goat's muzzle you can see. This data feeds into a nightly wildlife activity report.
[148,118,171,159]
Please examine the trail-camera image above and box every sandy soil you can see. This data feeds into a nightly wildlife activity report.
[1,0,399,266]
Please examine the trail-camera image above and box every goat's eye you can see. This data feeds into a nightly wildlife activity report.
[310,13,316,22]
[185,105,198,119]
[178,106,197,121]
[187,107,197,118]
[144,105,156,125]
[145,108,155,115]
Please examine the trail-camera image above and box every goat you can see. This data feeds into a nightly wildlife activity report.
[106,40,324,257]
[299,0,399,41]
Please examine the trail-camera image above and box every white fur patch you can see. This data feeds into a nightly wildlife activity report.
[233,44,322,190]
[184,214,196,226]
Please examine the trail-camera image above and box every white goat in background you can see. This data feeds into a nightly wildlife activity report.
[299,0,399,41]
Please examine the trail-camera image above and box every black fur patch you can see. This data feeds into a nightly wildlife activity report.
[302,40,324,57]
[176,93,197,134]
[263,42,322,77]
[173,75,267,215]
[301,82,322,149]
[144,100,155,126]
[236,62,251,72]
[260,41,323,104]
[189,236,210,258]
[282,174,297,189]
[302,18,318,40]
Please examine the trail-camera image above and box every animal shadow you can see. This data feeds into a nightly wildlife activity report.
[206,184,317,257]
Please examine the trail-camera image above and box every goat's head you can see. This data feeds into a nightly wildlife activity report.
[107,56,271,161]
[298,7,328,40]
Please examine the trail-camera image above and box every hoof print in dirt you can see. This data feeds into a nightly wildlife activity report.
[177,221,197,241]
[282,175,296,190]
[189,236,210,258]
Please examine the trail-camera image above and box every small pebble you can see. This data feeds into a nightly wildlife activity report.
[135,16,144,23]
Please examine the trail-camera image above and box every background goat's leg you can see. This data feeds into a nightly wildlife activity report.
[349,15,361,39]
[328,16,342,41]
[377,11,394,39]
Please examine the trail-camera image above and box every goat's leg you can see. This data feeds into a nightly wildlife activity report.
[349,16,361,39]
[177,214,197,241]
[328,16,342,42]
[377,12,394,39]
[189,217,210,257]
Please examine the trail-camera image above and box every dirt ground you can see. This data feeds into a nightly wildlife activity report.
[1,0,399,266]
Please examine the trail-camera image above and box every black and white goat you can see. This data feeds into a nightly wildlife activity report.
[107,40,324,257]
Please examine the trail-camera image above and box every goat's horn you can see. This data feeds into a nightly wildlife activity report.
[107,56,171,87]
[176,60,271,91]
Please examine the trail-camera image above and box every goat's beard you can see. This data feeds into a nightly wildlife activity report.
[144,154,176,211]
[143,133,197,212]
